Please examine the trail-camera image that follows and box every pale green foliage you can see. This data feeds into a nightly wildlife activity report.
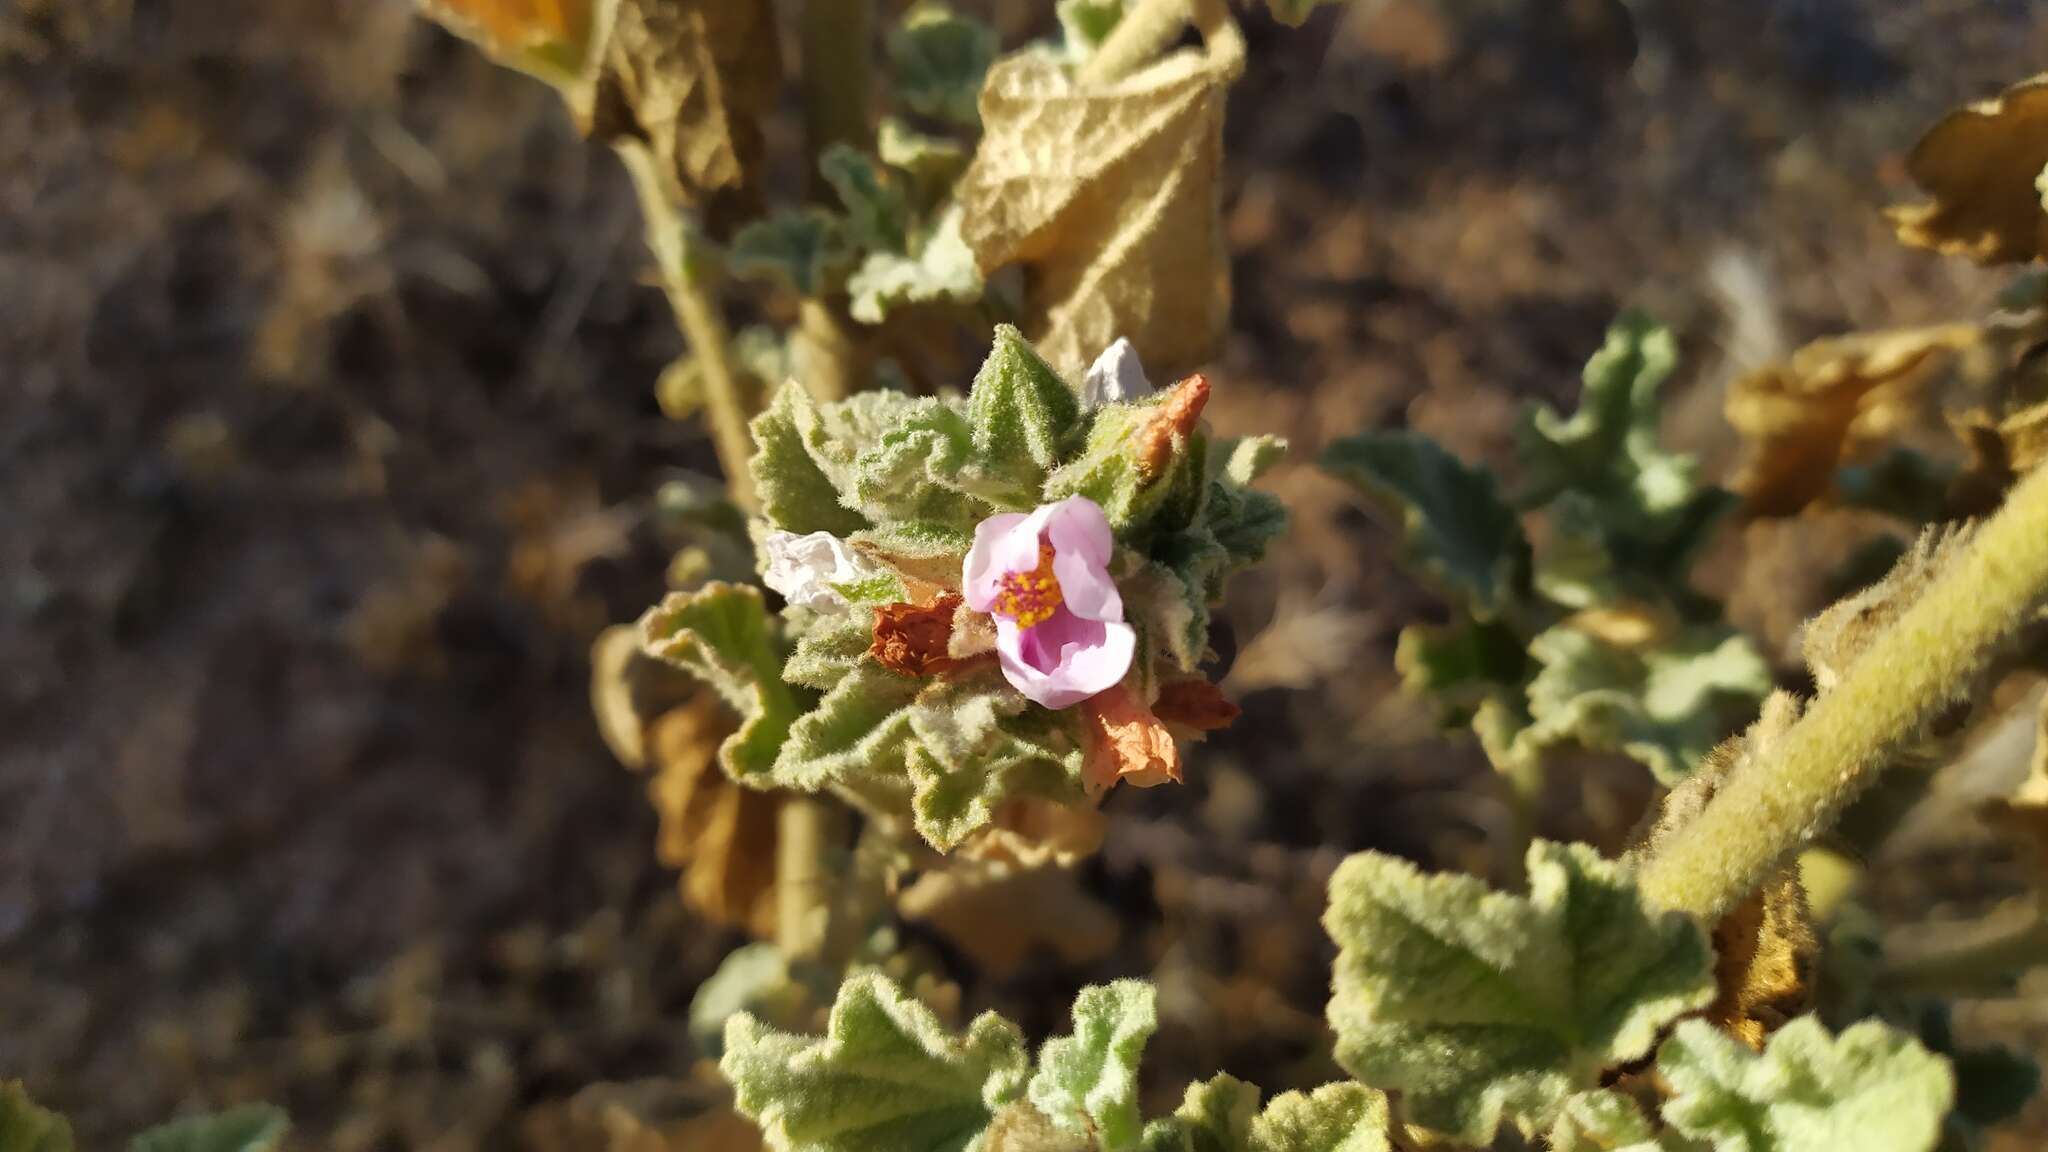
[881,119,971,190]
[690,942,809,1059]
[753,385,872,536]
[1246,1085,1392,1152]
[1320,431,1529,618]
[724,972,1030,1152]
[1,1083,74,1152]
[822,145,911,254]
[129,1107,289,1152]
[1549,1092,1696,1152]
[1657,1018,1953,1152]
[639,581,805,781]
[1029,981,1157,1150]
[1323,841,1715,1145]
[1511,626,1774,785]
[888,3,997,127]
[848,206,984,324]
[1138,1076,1259,1152]
[730,209,855,297]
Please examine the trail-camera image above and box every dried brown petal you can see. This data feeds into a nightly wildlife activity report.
[871,593,965,678]
[1891,74,2048,264]
[1152,677,1240,732]
[1081,684,1183,798]
[1726,325,1978,516]
[1135,373,1210,483]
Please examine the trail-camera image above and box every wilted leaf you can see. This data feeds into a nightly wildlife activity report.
[1323,841,1715,1145]
[1726,326,1979,516]
[723,972,1030,1152]
[730,209,855,298]
[1152,678,1240,732]
[954,795,1106,868]
[1028,981,1157,1150]
[1080,684,1183,797]
[570,1075,767,1152]
[1890,75,2048,264]
[958,27,1242,379]
[640,582,805,781]
[1657,1017,1954,1152]
[645,694,780,934]
[986,1103,1093,1152]
[129,1106,289,1152]
[1322,431,1529,617]
[1247,1084,1392,1152]
[0,1083,74,1152]
[897,864,1119,978]
[889,4,998,127]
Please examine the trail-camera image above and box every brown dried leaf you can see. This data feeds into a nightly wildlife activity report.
[1135,374,1211,483]
[1081,684,1183,798]
[872,593,965,678]
[586,0,779,227]
[645,694,779,936]
[897,864,1120,978]
[1891,75,2048,264]
[955,796,1107,869]
[957,32,1243,379]
[1726,325,1979,516]
[1152,677,1241,732]
[590,623,698,769]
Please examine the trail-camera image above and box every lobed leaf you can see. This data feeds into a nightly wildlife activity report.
[821,145,912,254]
[753,385,873,537]
[1137,1076,1260,1152]
[1657,1017,1953,1152]
[848,205,985,324]
[640,582,806,782]
[1548,1091,1694,1152]
[1323,840,1715,1145]
[888,3,999,128]
[1890,74,2048,264]
[1247,1085,1392,1152]
[724,972,1031,1152]
[1028,981,1158,1150]
[730,209,856,298]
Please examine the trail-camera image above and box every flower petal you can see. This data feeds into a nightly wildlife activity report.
[1045,496,1120,621]
[995,609,1135,709]
[1081,337,1153,408]
[963,512,1030,611]
[761,529,878,611]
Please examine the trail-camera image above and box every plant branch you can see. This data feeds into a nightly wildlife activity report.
[1879,901,2048,998]
[1079,0,1189,86]
[1638,464,2048,921]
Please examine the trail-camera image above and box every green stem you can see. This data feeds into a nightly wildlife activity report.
[1639,465,2048,921]
[617,145,758,510]
[1499,754,1547,891]
[1079,0,1190,86]
[800,0,873,189]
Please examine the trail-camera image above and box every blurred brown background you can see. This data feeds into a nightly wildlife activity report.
[3,0,2044,1145]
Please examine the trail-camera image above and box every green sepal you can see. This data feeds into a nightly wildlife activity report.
[129,1106,289,1152]
[1028,981,1158,1151]
[1323,840,1715,1146]
[730,208,856,298]
[888,3,998,127]
[969,325,1085,504]
[640,582,808,782]
[723,971,1031,1152]
[1044,402,1189,533]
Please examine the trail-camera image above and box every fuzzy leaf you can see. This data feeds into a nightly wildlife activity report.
[1322,431,1528,617]
[129,1106,289,1152]
[1548,1092,1691,1152]
[1138,1076,1260,1152]
[771,662,921,793]
[889,3,998,127]
[1657,1017,1954,1152]
[881,119,971,193]
[753,385,872,537]
[906,671,1086,849]
[849,205,984,324]
[640,582,805,781]
[849,398,991,526]
[1891,74,2048,264]
[1028,981,1157,1151]
[730,209,855,297]
[1044,402,1193,533]
[1220,436,1287,487]
[1394,619,1530,718]
[958,32,1241,379]
[0,1083,75,1152]
[1249,1085,1392,1152]
[967,325,1085,501]
[724,972,1030,1152]
[1323,841,1715,1145]
[1512,625,1771,784]
[822,145,911,253]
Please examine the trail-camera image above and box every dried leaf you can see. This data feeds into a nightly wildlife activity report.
[872,593,968,678]
[1134,374,1211,483]
[640,582,804,781]
[958,29,1242,379]
[1152,678,1240,732]
[954,796,1106,869]
[985,1103,1092,1152]
[898,864,1119,978]
[1891,74,2048,264]
[570,1075,766,1152]
[644,695,780,935]
[418,0,609,88]
[1726,326,1979,516]
[1081,684,1183,798]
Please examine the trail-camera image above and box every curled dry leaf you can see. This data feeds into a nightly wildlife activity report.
[1726,324,1978,516]
[871,592,966,677]
[956,795,1107,869]
[1152,677,1240,732]
[1891,74,2048,264]
[957,28,1243,379]
[1081,684,1183,797]
[1134,373,1211,483]
[897,864,1120,978]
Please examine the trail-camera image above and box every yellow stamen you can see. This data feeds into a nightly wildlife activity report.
[992,542,1063,629]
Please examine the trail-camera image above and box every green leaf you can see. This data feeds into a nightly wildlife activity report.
[730,209,855,297]
[783,608,878,692]
[905,670,1086,849]
[1203,482,1286,566]
[1549,1091,1695,1152]
[772,662,922,793]
[1394,618,1531,719]
[753,385,872,537]
[969,325,1085,503]
[849,204,985,325]
[1138,1076,1260,1152]
[889,3,998,127]
[849,396,992,527]
[1657,1017,1954,1152]
[880,118,971,196]
[129,1106,289,1152]
[1029,981,1158,1151]
[1322,431,1529,618]
[850,520,979,587]
[689,943,809,1060]
[1,1083,75,1152]
[1056,0,1125,56]
[724,972,1031,1152]
[1323,840,1715,1145]
[822,144,912,253]
[1263,0,1343,28]
[1249,1084,1393,1152]
[640,582,807,782]
[1513,625,1771,784]
[1220,436,1287,487]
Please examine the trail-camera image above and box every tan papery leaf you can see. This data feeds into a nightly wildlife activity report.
[1727,325,1979,516]
[1080,683,1183,798]
[1891,74,2048,264]
[957,29,1243,379]
[644,691,780,936]
[897,864,1120,978]
[418,0,609,87]
[1152,677,1240,732]
[569,1071,764,1152]
[955,796,1107,869]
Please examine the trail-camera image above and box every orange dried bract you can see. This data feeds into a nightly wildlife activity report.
[871,593,965,678]
[426,0,587,52]
[1081,684,1182,798]
[1135,373,1211,483]
[1152,678,1240,731]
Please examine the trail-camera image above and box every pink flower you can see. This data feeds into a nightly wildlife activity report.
[963,497,1136,709]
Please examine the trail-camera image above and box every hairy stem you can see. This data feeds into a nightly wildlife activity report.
[1079,0,1189,85]
[618,146,758,510]
[775,796,834,961]
[1639,464,2048,921]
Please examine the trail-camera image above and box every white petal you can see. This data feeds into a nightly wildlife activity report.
[759,529,880,611]
[1080,337,1153,408]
